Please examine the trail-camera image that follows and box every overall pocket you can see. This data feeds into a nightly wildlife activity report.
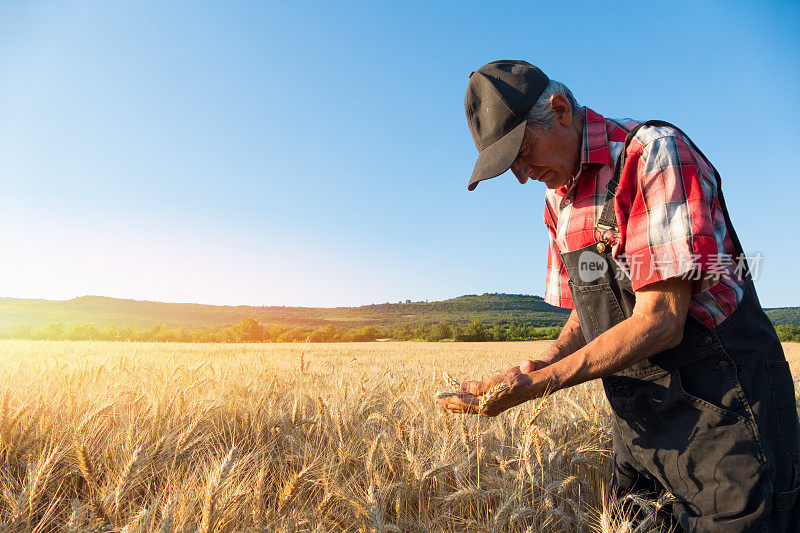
[674,350,750,423]
[569,281,626,340]
[766,361,800,461]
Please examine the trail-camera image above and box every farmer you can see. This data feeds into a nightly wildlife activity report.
[439,59,800,531]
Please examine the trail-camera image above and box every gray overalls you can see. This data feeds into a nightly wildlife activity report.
[560,121,800,531]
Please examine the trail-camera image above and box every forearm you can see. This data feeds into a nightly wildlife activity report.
[441,279,692,417]
[540,312,681,393]
[542,309,586,363]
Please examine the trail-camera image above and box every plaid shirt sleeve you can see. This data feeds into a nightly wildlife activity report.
[543,201,574,309]
[615,128,721,292]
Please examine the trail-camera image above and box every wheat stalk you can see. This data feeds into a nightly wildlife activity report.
[28,445,59,520]
[315,395,327,421]
[459,417,470,449]
[0,339,697,532]
[291,395,301,425]
[444,487,504,504]
[474,380,509,490]
[522,425,537,484]
[66,497,81,533]
[150,435,166,467]
[478,382,509,414]
[442,372,460,390]
[76,402,114,435]
[277,465,311,514]
[252,465,267,525]
[366,434,381,475]
[128,497,158,532]
[170,406,210,470]
[494,495,518,529]
[527,386,554,426]
[199,447,237,533]
[114,446,144,516]
[90,497,112,526]
[11,464,34,523]
[76,443,96,496]
[158,498,173,533]
[366,412,389,425]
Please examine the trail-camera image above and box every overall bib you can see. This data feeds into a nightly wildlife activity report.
[559,121,800,532]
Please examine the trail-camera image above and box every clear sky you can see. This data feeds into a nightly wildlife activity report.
[1,1,798,308]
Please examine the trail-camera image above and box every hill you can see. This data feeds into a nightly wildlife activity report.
[765,307,800,326]
[1,294,798,331]
[0,293,571,329]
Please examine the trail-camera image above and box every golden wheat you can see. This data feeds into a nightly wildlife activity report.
[1,339,797,531]
[442,371,461,390]
[478,381,510,413]
[199,447,237,533]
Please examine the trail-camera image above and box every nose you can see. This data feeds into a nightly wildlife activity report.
[511,159,531,184]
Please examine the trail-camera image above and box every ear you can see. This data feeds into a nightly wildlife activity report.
[550,94,573,127]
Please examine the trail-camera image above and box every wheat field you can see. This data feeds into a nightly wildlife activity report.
[0,340,798,533]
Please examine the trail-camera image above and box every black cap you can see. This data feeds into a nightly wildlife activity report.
[465,60,549,191]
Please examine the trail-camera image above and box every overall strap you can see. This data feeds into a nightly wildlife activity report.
[594,120,749,276]
[595,122,648,233]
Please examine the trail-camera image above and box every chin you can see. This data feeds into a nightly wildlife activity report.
[545,174,572,189]
[544,180,567,190]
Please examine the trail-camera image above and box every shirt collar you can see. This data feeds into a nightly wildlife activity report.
[551,107,612,200]
[581,107,614,167]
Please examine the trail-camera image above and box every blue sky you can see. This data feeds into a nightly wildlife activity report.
[0,1,798,308]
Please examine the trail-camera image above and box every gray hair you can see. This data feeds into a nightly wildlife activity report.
[526,80,580,133]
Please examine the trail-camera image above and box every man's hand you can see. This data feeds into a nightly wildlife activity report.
[542,309,586,364]
[437,276,694,417]
[519,359,553,374]
[534,277,693,392]
[436,359,552,417]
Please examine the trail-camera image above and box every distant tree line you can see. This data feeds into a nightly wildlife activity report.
[2,319,797,343]
[0,318,563,343]
[776,325,800,342]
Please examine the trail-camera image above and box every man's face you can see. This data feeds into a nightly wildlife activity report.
[509,98,582,190]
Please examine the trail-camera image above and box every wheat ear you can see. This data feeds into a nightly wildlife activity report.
[114,446,144,516]
[28,446,59,520]
[527,384,554,425]
[199,447,237,533]
[478,382,509,413]
[66,497,81,533]
[158,498,173,533]
[76,444,96,496]
[277,465,311,514]
[442,372,460,390]
[475,380,510,489]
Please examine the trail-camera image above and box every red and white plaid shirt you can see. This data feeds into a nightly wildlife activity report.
[543,108,746,330]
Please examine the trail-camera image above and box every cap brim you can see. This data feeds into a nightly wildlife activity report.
[467,119,527,191]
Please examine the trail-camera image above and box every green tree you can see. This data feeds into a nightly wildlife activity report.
[351,326,379,342]
[39,322,65,340]
[1,323,34,339]
[393,324,414,341]
[457,321,488,342]
[65,323,99,341]
[308,324,337,342]
[776,325,800,342]
[426,323,452,342]
[231,317,265,342]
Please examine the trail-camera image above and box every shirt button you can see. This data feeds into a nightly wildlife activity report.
[703,336,713,346]
[563,199,571,206]
[716,359,730,370]
[596,242,606,253]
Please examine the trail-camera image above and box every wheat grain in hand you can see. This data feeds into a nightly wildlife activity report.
[435,371,465,401]
[478,381,510,414]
